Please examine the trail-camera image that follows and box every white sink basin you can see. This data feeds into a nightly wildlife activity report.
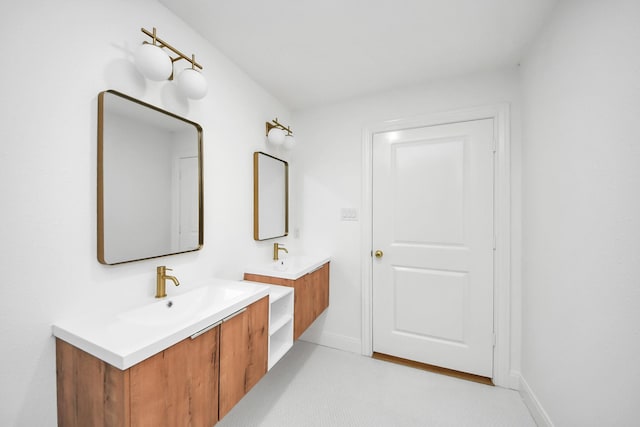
[117,285,246,327]
[245,254,330,280]
[52,279,269,370]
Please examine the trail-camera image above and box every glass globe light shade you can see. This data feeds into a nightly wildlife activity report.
[267,127,286,145]
[135,43,172,81]
[284,134,296,149]
[177,68,208,99]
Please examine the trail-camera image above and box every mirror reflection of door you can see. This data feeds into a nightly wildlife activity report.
[177,156,199,251]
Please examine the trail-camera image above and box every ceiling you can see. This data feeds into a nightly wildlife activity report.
[159,0,557,111]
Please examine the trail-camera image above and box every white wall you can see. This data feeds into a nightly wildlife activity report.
[291,69,523,377]
[0,1,292,425]
[519,0,640,425]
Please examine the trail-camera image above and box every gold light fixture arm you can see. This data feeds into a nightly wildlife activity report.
[141,27,203,71]
[266,118,293,136]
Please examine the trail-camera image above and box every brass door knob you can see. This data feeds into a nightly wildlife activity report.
[374,250,384,258]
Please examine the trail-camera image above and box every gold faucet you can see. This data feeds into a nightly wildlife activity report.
[273,243,288,261]
[156,266,180,298]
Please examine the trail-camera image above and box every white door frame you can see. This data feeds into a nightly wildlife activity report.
[361,104,514,388]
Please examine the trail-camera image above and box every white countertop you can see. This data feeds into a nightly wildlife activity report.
[52,278,270,370]
[244,254,331,280]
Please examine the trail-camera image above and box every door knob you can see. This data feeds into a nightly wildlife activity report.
[374,250,384,258]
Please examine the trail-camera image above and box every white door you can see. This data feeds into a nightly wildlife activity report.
[178,156,199,250]
[372,119,495,377]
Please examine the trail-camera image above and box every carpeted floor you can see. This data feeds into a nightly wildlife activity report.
[217,341,535,427]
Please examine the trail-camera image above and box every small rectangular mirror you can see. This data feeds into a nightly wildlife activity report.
[98,90,203,264]
[254,152,288,240]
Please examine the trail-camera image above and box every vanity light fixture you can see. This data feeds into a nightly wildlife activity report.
[266,118,295,149]
[134,27,208,100]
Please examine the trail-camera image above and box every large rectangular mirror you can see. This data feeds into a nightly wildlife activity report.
[98,90,203,264]
[254,152,288,240]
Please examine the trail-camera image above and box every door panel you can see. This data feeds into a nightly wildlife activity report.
[393,267,467,342]
[372,119,494,377]
[393,137,465,245]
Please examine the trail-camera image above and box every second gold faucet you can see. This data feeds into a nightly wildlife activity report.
[273,243,288,261]
[156,266,180,298]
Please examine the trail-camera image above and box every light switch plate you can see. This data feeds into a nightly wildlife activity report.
[341,208,358,221]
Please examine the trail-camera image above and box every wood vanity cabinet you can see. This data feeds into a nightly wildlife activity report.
[219,295,269,418]
[128,327,219,427]
[56,326,219,427]
[244,262,329,340]
[56,296,269,427]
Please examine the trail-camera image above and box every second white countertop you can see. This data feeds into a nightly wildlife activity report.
[244,254,331,280]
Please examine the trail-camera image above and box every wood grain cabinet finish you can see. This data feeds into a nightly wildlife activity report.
[129,328,219,427]
[219,296,269,418]
[56,326,219,427]
[56,297,270,427]
[244,262,329,340]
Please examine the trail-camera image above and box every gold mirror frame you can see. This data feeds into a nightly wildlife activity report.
[253,152,288,240]
[97,90,204,264]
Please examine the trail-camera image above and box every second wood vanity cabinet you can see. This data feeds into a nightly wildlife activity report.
[244,262,329,339]
[56,296,268,427]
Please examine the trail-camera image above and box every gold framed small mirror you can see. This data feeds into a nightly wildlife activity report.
[253,152,288,240]
[98,90,203,264]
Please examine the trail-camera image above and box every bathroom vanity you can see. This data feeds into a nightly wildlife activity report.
[244,255,330,340]
[53,279,269,427]
[53,257,329,426]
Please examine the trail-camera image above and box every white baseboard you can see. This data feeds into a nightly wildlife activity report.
[299,329,361,354]
[508,371,522,390]
[518,374,554,427]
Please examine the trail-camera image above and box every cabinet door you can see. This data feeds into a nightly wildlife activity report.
[294,263,330,339]
[293,275,314,340]
[219,296,269,419]
[56,338,129,427]
[312,263,330,318]
[129,327,219,427]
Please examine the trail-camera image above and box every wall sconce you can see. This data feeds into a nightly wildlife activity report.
[134,27,208,100]
[266,118,295,149]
